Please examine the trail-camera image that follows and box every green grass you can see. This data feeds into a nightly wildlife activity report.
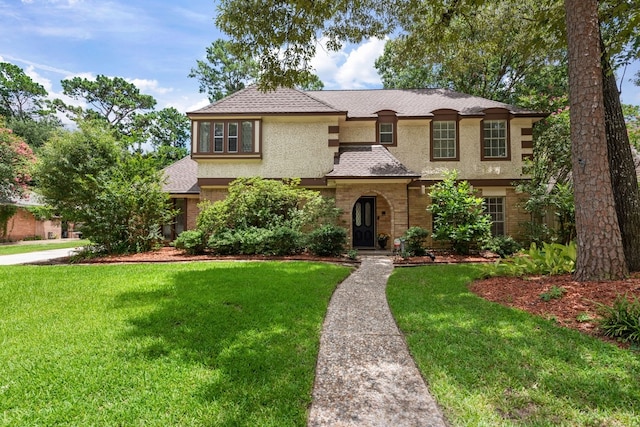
[0,262,351,426]
[387,264,640,426]
[0,240,89,255]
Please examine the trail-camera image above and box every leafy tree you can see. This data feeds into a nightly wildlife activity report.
[34,120,174,253]
[189,39,259,102]
[623,104,640,150]
[189,39,324,102]
[53,75,156,127]
[428,170,492,255]
[374,2,568,111]
[6,115,61,150]
[0,62,48,119]
[0,123,36,203]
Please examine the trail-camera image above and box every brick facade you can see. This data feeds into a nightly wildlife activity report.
[3,208,62,241]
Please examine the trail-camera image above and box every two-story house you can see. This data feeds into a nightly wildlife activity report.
[165,85,545,248]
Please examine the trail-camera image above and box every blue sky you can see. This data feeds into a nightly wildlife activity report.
[1,0,639,119]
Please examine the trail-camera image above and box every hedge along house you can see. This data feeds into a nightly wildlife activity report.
[179,86,546,249]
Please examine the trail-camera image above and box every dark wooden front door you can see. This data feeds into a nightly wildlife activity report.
[352,197,375,247]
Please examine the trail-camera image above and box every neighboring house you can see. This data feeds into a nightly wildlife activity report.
[161,156,200,240]
[1,194,61,241]
[167,85,546,248]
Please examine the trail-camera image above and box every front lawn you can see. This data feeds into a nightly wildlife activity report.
[0,262,351,426]
[387,264,640,426]
[0,240,89,256]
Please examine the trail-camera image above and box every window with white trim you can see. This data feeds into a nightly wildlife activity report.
[483,120,507,158]
[432,121,457,159]
[379,123,394,144]
[484,197,505,236]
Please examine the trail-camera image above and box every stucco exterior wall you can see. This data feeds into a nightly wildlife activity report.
[338,120,375,143]
[197,118,339,179]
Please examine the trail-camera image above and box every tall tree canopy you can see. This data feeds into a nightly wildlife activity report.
[0,62,48,119]
[189,39,324,102]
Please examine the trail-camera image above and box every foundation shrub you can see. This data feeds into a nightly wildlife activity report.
[306,224,347,256]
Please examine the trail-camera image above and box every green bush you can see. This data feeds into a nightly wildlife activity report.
[597,295,640,344]
[481,235,522,258]
[485,241,576,277]
[266,226,304,255]
[402,226,429,256]
[429,170,492,254]
[306,224,347,257]
[172,230,206,255]
[207,227,304,256]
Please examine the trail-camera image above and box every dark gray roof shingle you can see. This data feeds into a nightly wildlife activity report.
[162,156,200,194]
[189,85,344,115]
[307,88,537,118]
[327,145,419,178]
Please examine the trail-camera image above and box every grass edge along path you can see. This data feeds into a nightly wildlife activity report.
[0,240,89,256]
[387,264,640,426]
[0,261,352,426]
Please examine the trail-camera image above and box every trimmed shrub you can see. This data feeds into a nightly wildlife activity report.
[207,226,304,256]
[265,226,304,255]
[172,230,206,255]
[402,226,429,256]
[306,224,347,257]
[481,235,522,258]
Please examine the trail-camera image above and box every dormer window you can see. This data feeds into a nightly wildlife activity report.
[376,110,397,146]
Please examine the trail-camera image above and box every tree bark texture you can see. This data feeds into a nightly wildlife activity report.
[564,0,628,280]
[601,39,640,272]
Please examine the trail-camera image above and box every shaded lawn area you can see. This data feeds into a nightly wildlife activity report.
[0,240,89,256]
[387,264,640,427]
[0,262,351,426]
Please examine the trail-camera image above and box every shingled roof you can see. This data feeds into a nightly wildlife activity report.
[307,88,540,118]
[162,156,200,194]
[327,145,419,179]
[189,85,344,115]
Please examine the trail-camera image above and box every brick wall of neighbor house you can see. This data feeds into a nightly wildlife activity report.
[5,208,61,241]
[333,182,410,247]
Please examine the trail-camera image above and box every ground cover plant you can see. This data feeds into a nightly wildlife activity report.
[387,264,640,426]
[0,239,88,256]
[0,262,351,426]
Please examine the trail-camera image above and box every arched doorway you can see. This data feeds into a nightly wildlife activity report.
[352,197,376,247]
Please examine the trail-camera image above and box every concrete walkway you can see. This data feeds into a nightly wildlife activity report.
[308,256,447,427]
[0,247,80,265]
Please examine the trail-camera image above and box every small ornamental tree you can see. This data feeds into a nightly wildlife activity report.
[429,170,492,254]
[1,125,35,203]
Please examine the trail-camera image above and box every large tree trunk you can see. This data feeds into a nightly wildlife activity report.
[564,0,627,281]
[601,38,640,272]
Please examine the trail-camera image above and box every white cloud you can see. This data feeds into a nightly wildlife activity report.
[312,37,386,90]
[127,78,173,95]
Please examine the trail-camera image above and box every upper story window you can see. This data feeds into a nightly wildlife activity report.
[430,109,460,161]
[481,108,511,161]
[376,110,397,146]
[195,119,259,156]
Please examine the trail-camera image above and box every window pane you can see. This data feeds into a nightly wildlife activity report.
[214,123,224,152]
[433,121,456,159]
[484,197,505,236]
[355,202,362,226]
[241,121,253,152]
[483,120,507,158]
[364,201,371,227]
[380,123,393,144]
[199,122,210,152]
[228,122,238,152]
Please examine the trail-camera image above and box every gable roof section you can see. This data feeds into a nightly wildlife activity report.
[162,156,200,194]
[189,85,344,115]
[327,145,420,179]
[306,88,541,119]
